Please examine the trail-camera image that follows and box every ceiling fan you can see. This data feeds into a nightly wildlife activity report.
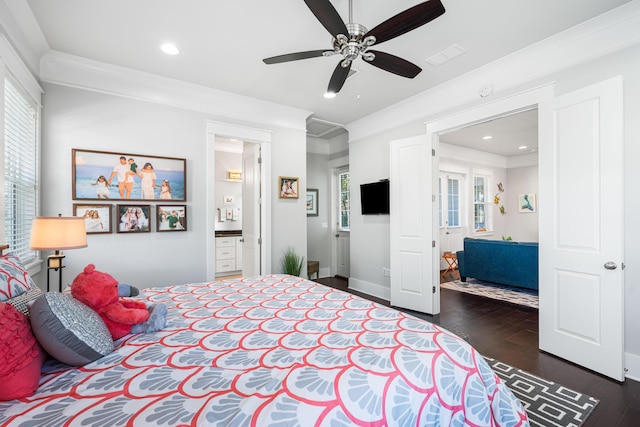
[263,0,446,96]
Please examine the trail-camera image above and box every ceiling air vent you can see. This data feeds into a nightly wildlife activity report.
[426,44,466,67]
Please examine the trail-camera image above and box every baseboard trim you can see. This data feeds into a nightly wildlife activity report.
[625,352,640,382]
[348,277,390,301]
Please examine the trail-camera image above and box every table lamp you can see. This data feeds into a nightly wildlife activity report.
[29,215,88,291]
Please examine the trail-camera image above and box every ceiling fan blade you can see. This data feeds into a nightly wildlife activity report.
[365,0,446,46]
[263,50,334,65]
[367,50,422,78]
[327,61,351,94]
[304,0,348,38]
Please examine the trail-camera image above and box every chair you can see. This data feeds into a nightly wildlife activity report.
[441,252,459,279]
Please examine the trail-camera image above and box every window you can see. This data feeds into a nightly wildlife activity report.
[473,175,492,231]
[339,171,350,231]
[438,175,460,228]
[3,76,39,264]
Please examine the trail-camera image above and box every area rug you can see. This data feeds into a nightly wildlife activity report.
[441,278,539,308]
[484,357,598,427]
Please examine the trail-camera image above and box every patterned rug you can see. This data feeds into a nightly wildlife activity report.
[484,357,598,427]
[441,278,539,308]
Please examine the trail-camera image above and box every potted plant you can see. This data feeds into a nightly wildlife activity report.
[281,246,305,276]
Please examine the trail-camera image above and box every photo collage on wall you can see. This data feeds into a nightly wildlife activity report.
[72,149,188,233]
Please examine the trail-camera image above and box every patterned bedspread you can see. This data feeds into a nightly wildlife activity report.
[0,274,529,426]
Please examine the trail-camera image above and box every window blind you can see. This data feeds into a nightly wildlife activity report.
[4,76,38,263]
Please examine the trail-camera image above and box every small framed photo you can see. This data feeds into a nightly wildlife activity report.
[279,176,299,199]
[306,189,318,216]
[73,204,112,234]
[518,193,537,213]
[116,204,151,233]
[157,205,187,232]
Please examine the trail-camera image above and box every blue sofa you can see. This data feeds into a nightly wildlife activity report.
[455,237,538,290]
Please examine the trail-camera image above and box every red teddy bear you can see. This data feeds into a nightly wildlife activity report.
[71,264,153,340]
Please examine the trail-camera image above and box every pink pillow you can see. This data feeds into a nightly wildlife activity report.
[0,302,45,401]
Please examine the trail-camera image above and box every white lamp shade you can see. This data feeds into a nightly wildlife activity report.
[29,217,88,250]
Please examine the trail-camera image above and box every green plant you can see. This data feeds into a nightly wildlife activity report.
[281,246,305,276]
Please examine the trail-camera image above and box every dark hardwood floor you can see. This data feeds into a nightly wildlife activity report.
[315,273,640,427]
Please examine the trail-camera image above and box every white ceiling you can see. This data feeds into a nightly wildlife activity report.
[18,0,632,148]
[440,108,538,157]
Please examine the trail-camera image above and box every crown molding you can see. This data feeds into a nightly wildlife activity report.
[347,0,640,142]
[0,34,42,102]
[39,50,312,132]
[439,143,507,169]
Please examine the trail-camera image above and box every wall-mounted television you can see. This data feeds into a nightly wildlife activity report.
[360,180,390,215]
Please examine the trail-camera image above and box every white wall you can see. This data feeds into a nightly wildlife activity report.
[37,83,308,289]
[270,127,308,276]
[505,166,539,242]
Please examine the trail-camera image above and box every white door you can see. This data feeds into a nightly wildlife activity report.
[242,142,261,276]
[336,231,350,277]
[390,135,436,314]
[539,76,624,381]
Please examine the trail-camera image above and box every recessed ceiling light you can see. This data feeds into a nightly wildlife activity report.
[519,145,528,150]
[161,43,180,55]
[482,135,492,140]
[324,92,336,99]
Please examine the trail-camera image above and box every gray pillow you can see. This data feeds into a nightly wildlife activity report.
[29,293,113,366]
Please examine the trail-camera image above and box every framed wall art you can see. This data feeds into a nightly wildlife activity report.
[73,204,112,234]
[157,205,187,232]
[72,149,186,201]
[116,204,151,233]
[306,189,318,216]
[279,176,299,199]
[518,193,537,213]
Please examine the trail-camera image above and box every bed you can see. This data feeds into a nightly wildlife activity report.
[0,274,529,426]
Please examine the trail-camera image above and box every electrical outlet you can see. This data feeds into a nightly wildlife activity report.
[382,267,391,277]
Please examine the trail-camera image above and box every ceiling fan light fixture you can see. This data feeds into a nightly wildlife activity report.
[262,0,446,94]
[362,51,375,62]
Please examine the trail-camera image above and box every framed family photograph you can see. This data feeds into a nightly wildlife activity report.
[157,205,187,232]
[72,149,187,201]
[116,204,151,233]
[73,204,112,234]
[306,189,318,216]
[279,176,299,199]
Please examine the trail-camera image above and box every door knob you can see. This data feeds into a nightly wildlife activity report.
[604,262,617,270]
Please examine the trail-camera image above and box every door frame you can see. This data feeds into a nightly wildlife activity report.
[425,85,555,313]
[206,121,272,281]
